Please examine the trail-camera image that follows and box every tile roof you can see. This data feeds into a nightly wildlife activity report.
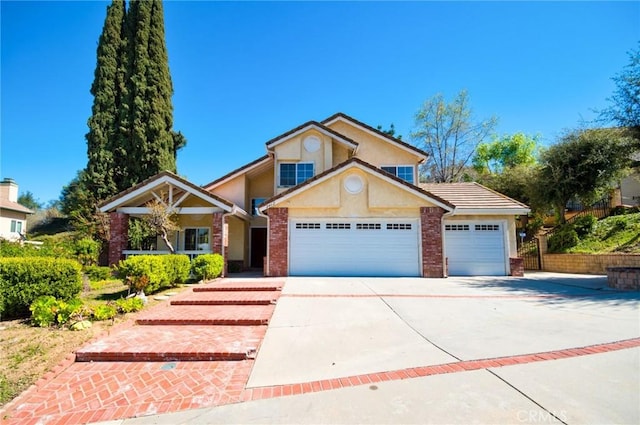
[419,182,530,212]
[265,120,358,149]
[0,199,33,214]
[202,155,272,189]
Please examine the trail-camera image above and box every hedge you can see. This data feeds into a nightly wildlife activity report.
[191,254,224,281]
[116,254,190,293]
[0,257,82,319]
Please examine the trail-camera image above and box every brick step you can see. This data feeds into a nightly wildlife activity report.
[135,304,275,326]
[171,291,279,306]
[75,325,266,362]
[194,281,283,292]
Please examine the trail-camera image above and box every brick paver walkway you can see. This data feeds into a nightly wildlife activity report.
[2,282,638,425]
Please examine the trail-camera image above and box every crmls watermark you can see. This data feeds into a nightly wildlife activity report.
[517,409,568,423]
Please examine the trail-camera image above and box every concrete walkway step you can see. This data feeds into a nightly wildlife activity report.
[76,325,266,362]
[194,281,283,292]
[171,291,279,306]
[136,304,276,326]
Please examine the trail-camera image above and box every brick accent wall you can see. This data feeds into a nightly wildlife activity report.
[108,212,129,266]
[421,207,445,278]
[509,257,524,277]
[212,212,226,276]
[267,208,288,277]
[543,254,640,274]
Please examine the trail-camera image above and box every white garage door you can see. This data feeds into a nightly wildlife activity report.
[444,222,507,276]
[289,219,420,277]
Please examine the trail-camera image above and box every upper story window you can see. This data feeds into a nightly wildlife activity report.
[251,198,267,216]
[279,162,314,187]
[381,165,414,184]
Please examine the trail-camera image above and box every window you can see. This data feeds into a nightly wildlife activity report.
[184,228,210,251]
[387,223,412,230]
[295,223,320,229]
[475,224,500,231]
[326,223,351,230]
[251,198,267,216]
[10,220,22,233]
[445,224,470,231]
[381,166,414,184]
[279,162,314,187]
[356,223,381,230]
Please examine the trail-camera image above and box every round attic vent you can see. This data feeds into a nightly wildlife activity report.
[303,135,321,153]
[344,174,364,194]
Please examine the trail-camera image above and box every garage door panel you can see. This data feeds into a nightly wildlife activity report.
[445,222,507,276]
[290,220,420,277]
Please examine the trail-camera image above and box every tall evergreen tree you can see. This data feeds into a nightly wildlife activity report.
[64,0,186,229]
[83,0,125,207]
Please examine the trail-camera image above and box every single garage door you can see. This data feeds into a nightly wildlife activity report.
[289,219,420,277]
[444,222,507,276]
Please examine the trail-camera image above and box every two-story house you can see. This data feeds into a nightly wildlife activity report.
[100,113,529,277]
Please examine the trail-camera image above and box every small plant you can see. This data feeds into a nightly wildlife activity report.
[548,227,579,253]
[191,254,224,281]
[115,297,144,313]
[29,296,83,327]
[572,214,597,238]
[83,265,112,282]
[92,303,118,321]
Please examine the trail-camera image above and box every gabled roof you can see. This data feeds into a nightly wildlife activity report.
[321,112,428,161]
[202,154,272,190]
[260,157,455,212]
[99,171,235,213]
[0,199,33,215]
[420,182,530,215]
[265,120,358,151]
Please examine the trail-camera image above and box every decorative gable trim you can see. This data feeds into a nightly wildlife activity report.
[265,121,358,151]
[321,112,428,162]
[98,171,235,213]
[259,157,454,213]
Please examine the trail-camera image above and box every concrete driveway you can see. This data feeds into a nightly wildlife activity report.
[116,272,639,425]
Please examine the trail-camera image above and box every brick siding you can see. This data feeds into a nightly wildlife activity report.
[509,257,524,277]
[267,208,288,277]
[212,212,226,276]
[108,212,129,266]
[420,207,445,278]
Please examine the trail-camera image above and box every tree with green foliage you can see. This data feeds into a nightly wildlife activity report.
[599,44,640,130]
[535,128,633,223]
[411,90,498,182]
[83,0,125,205]
[18,191,41,211]
[472,133,540,175]
[62,0,186,240]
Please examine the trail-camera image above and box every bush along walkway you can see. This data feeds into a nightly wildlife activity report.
[0,278,283,425]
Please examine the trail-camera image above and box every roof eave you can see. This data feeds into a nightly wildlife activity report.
[449,208,531,216]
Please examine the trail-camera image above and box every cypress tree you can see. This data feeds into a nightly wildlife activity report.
[83,0,125,205]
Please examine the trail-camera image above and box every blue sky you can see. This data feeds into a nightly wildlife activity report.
[1,1,638,205]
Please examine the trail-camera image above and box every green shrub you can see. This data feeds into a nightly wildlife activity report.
[191,254,224,281]
[115,297,144,313]
[572,214,597,238]
[548,227,579,253]
[163,255,190,285]
[116,254,190,293]
[92,303,117,321]
[73,238,101,266]
[84,265,112,282]
[0,258,82,319]
[29,296,84,327]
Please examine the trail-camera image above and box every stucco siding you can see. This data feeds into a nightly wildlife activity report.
[211,174,246,209]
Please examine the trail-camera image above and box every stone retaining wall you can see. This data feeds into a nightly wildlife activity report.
[542,254,640,275]
[606,267,640,290]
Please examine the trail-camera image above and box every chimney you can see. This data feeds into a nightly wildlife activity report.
[0,178,19,203]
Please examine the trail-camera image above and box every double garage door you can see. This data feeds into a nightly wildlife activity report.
[289,219,420,277]
[444,222,507,276]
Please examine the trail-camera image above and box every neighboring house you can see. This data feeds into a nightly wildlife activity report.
[100,113,530,277]
[0,178,34,242]
[620,152,640,206]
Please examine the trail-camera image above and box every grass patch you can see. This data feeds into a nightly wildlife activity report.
[567,213,640,254]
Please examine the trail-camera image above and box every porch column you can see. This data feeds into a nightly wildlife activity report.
[108,212,129,266]
[421,206,445,278]
[267,207,288,277]
[212,212,227,276]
